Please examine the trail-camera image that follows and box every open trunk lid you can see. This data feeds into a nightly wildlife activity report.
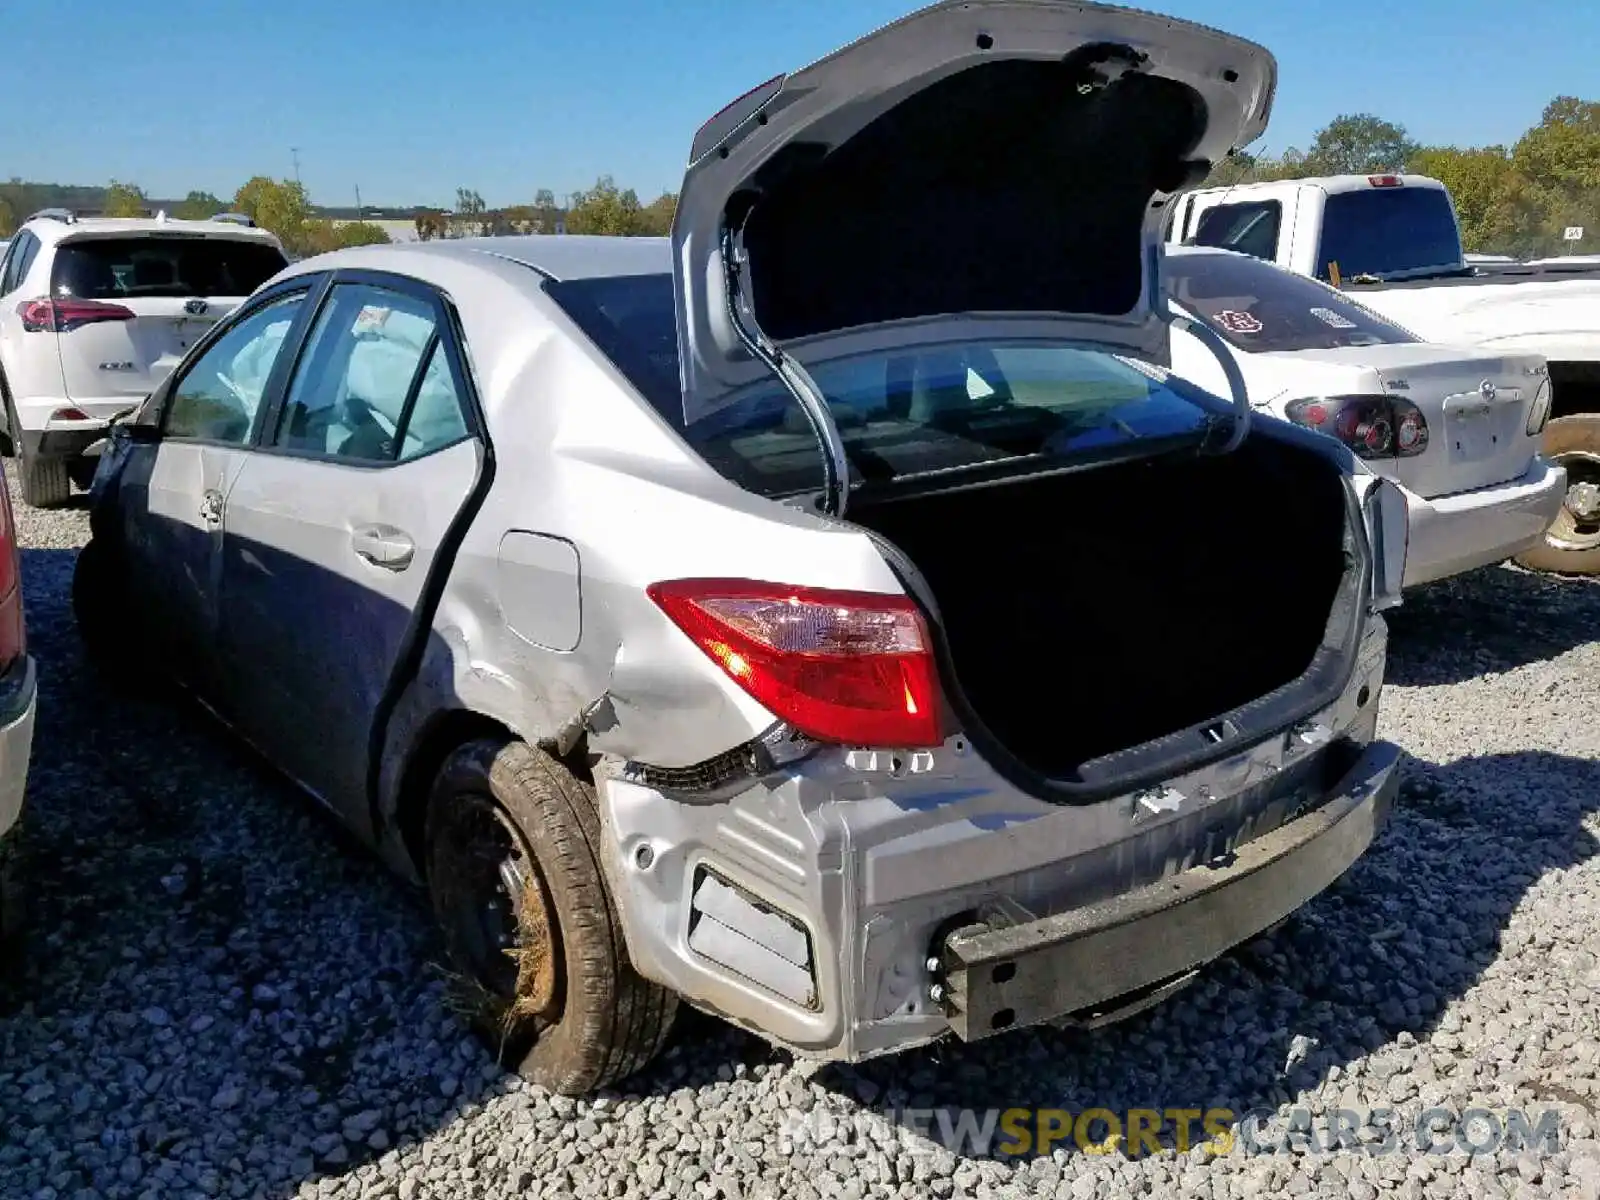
[49,231,288,406]
[670,0,1277,481]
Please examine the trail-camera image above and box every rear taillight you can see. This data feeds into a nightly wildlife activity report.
[1368,175,1403,188]
[1285,395,1430,460]
[0,466,24,669]
[647,579,943,748]
[18,297,136,333]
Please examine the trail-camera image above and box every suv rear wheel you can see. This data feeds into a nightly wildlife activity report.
[0,375,69,508]
[424,737,677,1095]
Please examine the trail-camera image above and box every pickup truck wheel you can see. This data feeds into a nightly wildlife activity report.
[424,737,677,1095]
[1514,415,1600,575]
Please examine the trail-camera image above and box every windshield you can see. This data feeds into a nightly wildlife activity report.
[545,272,1218,498]
[1315,186,1464,281]
[52,235,288,301]
[1163,250,1419,351]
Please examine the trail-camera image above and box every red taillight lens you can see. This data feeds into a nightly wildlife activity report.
[1285,396,1429,460]
[0,465,24,668]
[18,297,136,333]
[647,579,944,748]
[1368,174,1402,188]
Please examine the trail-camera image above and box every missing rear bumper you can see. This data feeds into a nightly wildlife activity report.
[932,739,1400,1041]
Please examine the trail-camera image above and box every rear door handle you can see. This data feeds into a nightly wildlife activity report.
[351,524,415,571]
[199,489,223,526]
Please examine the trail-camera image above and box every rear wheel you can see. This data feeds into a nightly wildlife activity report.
[1514,415,1600,576]
[73,538,138,681]
[424,737,677,1095]
[19,454,70,509]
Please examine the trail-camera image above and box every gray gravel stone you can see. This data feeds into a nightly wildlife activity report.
[1,486,1598,1199]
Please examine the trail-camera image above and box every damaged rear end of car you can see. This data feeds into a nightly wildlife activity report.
[508,0,1407,1062]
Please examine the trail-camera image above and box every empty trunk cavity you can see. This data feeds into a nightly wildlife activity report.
[848,436,1351,781]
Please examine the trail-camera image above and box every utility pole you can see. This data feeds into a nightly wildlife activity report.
[290,148,301,186]
[355,184,362,213]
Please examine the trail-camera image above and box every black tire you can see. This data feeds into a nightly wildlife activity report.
[67,458,98,493]
[0,371,17,460]
[1514,415,1600,576]
[0,825,24,953]
[73,538,139,682]
[424,737,677,1095]
[19,454,70,509]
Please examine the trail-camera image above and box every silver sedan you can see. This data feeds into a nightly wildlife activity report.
[76,0,1406,1094]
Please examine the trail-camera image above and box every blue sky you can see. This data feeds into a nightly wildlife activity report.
[4,0,1593,209]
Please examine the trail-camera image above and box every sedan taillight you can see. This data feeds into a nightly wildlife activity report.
[1284,395,1430,460]
[18,297,136,333]
[647,578,944,748]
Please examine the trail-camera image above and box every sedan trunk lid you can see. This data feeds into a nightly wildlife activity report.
[671,0,1277,503]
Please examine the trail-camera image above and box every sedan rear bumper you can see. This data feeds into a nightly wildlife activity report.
[936,739,1399,1039]
[1402,455,1567,588]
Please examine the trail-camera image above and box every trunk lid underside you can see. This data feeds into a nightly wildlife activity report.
[671,0,1277,429]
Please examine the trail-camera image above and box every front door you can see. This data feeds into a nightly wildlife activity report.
[117,289,312,702]
[216,276,481,832]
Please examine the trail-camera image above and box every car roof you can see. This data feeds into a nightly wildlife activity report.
[276,235,674,284]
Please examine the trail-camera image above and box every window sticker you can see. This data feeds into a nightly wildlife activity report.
[1310,306,1357,330]
[353,305,393,334]
[1214,309,1264,335]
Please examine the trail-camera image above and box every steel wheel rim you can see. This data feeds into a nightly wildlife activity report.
[437,792,560,1017]
[1544,449,1600,554]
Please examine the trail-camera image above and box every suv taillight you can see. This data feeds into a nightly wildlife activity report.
[0,465,24,670]
[18,297,136,333]
[647,579,944,748]
[1284,395,1430,459]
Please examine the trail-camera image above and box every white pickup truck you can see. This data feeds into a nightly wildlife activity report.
[1165,172,1600,573]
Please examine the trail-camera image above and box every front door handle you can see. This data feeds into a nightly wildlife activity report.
[199,489,223,526]
[351,524,415,571]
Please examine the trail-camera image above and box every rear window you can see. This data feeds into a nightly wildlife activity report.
[1190,200,1282,262]
[546,273,1218,498]
[1163,250,1419,351]
[52,235,288,301]
[1315,186,1463,281]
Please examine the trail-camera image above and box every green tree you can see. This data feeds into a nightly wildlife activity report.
[102,180,147,217]
[176,190,225,220]
[638,191,678,236]
[1511,97,1600,252]
[0,196,14,237]
[532,188,562,234]
[565,176,646,236]
[414,208,448,241]
[233,176,313,252]
[452,187,487,237]
[1301,114,1419,176]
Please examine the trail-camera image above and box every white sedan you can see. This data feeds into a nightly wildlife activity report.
[1164,245,1567,588]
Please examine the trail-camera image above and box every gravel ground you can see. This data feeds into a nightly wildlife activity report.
[4,478,1600,1200]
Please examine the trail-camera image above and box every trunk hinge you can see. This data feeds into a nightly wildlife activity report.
[719,221,851,517]
[1165,311,1253,455]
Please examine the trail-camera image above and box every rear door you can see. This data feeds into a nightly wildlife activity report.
[215,272,482,832]
[50,232,288,419]
[113,283,318,703]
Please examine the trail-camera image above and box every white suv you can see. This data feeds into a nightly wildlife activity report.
[0,209,289,506]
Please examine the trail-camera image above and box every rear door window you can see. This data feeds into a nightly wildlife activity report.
[164,292,308,443]
[1314,186,1464,281]
[1163,251,1420,352]
[269,281,471,462]
[52,236,288,301]
[1189,200,1282,262]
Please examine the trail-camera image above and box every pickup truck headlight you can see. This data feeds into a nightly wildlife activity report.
[1526,379,1553,436]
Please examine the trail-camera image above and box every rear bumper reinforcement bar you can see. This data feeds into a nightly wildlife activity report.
[934,739,1401,1041]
